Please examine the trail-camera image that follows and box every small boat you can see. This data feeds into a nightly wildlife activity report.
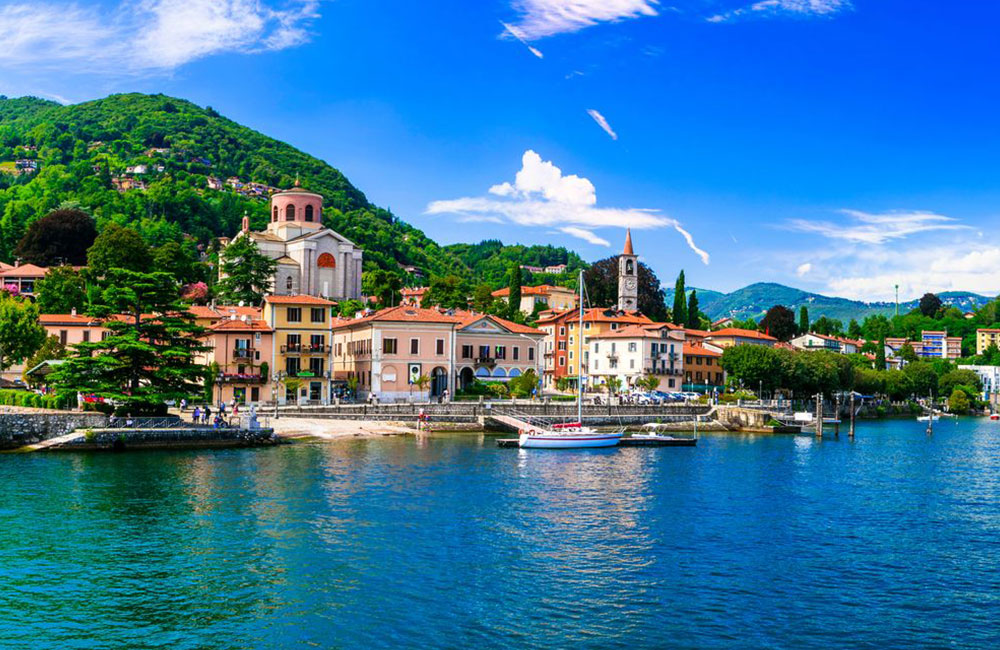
[518,422,623,449]
[990,413,999,421]
[916,415,938,422]
[630,423,696,443]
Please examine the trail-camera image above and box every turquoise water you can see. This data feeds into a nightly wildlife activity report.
[2,419,999,649]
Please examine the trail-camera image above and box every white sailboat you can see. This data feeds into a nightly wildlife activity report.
[519,270,623,449]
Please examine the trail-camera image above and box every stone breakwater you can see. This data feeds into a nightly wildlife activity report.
[57,427,279,451]
[0,413,108,449]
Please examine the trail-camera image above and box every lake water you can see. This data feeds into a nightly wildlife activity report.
[2,419,999,649]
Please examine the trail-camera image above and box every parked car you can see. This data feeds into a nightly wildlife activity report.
[653,390,683,403]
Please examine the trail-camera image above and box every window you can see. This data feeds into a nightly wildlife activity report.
[285,357,300,376]
[305,205,314,222]
[558,341,566,351]
[436,339,445,355]
[651,343,658,355]
[626,259,634,274]
[82,330,90,343]
[595,343,600,353]
[309,358,324,376]
[559,357,566,367]
[528,348,535,361]
[384,338,398,354]
[569,351,574,360]
[513,347,519,361]
[609,359,617,369]
[479,345,490,359]
[696,357,703,366]
[101,331,110,341]
[272,206,278,222]
[310,334,324,351]
[495,346,506,359]
[311,307,325,323]
[461,345,473,359]
[251,387,260,401]
[286,334,301,352]
[559,327,566,336]
[285,204,295,221]
[410,338,419,355]
[630,359,635,369]
[628,342,637,352]
[594,360,599,370]
[285,276,293,292]
[59,330,67,345]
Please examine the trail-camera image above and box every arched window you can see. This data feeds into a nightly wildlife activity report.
[272,206,278,222]
[285,276,293,292]
[285,204,295,221]
[317,253,337,268]
[626,259,634,275]
[305,205,314,222]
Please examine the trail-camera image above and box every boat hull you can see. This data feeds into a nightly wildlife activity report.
[518,432,622,449]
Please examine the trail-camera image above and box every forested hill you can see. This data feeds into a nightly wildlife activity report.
[0,92,468,278]
[444,240,587,286]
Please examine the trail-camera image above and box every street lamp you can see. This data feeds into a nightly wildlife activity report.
[272,370,286,419]
[517,333,543,398]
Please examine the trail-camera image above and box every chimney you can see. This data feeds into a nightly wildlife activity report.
[241,213,250,232]
[71,307,77,316]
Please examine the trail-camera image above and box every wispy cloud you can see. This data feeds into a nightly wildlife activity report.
[0,0,319,74]
[785,209,970,245]
[796,262,812,277]
[708,0,851,23]
[586,109,618,140]
[503,0,660,40]
[426,150,709,262]
[500,21,544,58]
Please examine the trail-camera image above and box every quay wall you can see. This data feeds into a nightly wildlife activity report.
[0,413,108,449]
[54,427,279,451]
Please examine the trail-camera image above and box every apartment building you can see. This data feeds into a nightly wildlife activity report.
[264,294,335,405]
[587,323,685,392]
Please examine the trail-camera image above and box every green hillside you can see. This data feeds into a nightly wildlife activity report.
[444,239,587,287]
[0,93,465,279]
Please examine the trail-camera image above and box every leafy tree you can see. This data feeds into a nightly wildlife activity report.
[216,236,277,305]
[362,268,403,308]
[811,316,844,336]
[34,265,87,314]
[759,305,797,341]
[23,335,66,386]
[582,256,668,321]
[672,270,686,325]
[526,300,549,326]
[982,342,1000,366]
[14,208,96,266]
[875,336,887,371]
[947,388,970,414]
[87,223,150,275]
[847,319,862,339]
[507,263,523,320]
[938,369,981,398]
[337,299,365,318]
[798,306,809,335]
[898,342,918,363]
[686,290,700,330]
[472,283,498,314]
[902,361,938,397]
[605,376,623,395]
[555,376,573,393]
[51,269,208,415]
[509,369,539,398]
[636,375,660,392]
[720,345,784,391]
[153,240,202,285]
[0,292,46,371]
[919,293,942,317]
[412,374,430,397]
[424,274,468,310]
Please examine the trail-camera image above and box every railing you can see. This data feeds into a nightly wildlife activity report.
[220,374,267,384]
[303,345,328,354]
[475,357,497,366]
[281,344,301,353]
[281,344,328,354]
[232,348,254,359]
[105,416,185,429]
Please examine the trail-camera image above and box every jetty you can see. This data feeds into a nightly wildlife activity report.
[495,436,696,448]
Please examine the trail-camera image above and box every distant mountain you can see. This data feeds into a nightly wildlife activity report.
[665,282,993,323]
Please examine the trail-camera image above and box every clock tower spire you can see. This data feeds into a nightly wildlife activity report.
[618,228,638,312]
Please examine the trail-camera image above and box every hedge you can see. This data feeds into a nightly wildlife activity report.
[0,390,72,410]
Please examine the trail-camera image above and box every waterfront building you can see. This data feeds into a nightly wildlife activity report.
[587,323,685,392]
[491,284,576,314]
[887,330,962,360]
[703,328,777,348]
[224,181,363,301]
[957,364,1000,406]
[975,328,1000,355]
[264,294,335,405]
[683,344,726,392]
[331,306,544,402]
[789,333,862,354]
[200,315,274,407]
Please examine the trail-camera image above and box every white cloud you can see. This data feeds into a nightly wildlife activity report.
[796,262,812,277]
[785,209,970,245]
[561,226,611,246]
[586,109,618,140]
[503,0,660,40]
[427,150,709,262]
[709,0,850,22]
[501,21,544,58]
[0,0,319,73]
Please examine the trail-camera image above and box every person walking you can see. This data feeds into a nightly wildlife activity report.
[203,406,211,424]
[192,406,200,424]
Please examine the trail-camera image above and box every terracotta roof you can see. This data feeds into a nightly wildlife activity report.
[592,323,680,339]
[274,255,299,265]
[491,285,573,298]
[683,343,721,357]
[334,305,459,328]
[401,287,428,296]
[208,319,273,332]
[623,228,634,255]
[451,311,543,335]
[684,328,710,338]
[189,305,262,320]
[978,328,1000,333]
[0,262,13,270]
[39,313,100,325]
[536,308,654,326]
[264,294,335,305]
[708,328,777,341]
[0,263,49,277]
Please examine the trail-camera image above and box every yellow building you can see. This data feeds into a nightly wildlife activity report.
[264,294,335,405]
[977,328,1000,355]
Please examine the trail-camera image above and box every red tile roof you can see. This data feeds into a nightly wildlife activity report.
[591,323,680,339]
[333,305,459,327]
[208,319,272,332]
[0,263,50,277]
[683,343,721,357]
[189,305,263,320]
[39,313,100,325]
[491,284,573,298]
[451,311,543,335]
[708,328,777,341]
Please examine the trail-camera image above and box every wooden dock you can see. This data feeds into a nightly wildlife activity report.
[496,436,696,448]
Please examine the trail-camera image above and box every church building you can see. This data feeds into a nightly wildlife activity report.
[229,180,363,301]
[618,228,638,311]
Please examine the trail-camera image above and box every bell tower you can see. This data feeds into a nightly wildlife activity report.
[618,228,638,311]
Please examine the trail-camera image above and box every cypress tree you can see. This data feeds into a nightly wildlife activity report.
[686,289,700,329]
[798,305,810,334]
[507,263,522,321]
[672,270,686,325]
[876,336,887,371]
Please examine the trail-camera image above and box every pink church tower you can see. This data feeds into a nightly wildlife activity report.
[267,177,324,239]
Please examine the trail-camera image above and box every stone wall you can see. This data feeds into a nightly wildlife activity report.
[0,413,108,449]
[55,427,278,451]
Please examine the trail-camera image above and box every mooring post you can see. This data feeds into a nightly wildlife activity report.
[815,393,823,437]
[849,391,856,439]
[834,394,840,437]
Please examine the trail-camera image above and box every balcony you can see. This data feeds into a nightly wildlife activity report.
[232,348,255,359]
[281,344,327,354]
[282,343,302,353]
[475,356,497,367]
[220,373,266,384]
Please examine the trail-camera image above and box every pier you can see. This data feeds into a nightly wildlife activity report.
[496,436,696,448]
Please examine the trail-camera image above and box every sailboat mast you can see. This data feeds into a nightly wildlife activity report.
[578,268,584,424]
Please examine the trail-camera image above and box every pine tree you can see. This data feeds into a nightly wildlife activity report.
[876,336,887,371]
[52,270,209,415]
[799,306,810,334]
[686,289,700,329]
[216,236,277,305]
[672,270,686,326]
[507,263,522,321]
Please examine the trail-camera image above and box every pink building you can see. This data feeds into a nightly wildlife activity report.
[201,316,274,406]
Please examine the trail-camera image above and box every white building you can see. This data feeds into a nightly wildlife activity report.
[587,323,685,392]
[790,333,861,355]
[957,365,1000,406]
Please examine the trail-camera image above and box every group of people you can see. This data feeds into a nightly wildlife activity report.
[182,399,243,429]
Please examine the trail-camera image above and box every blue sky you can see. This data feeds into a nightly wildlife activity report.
[1,0,999,301]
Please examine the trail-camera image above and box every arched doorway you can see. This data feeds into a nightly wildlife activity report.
[459,367,475,391]
[431,367,448,397]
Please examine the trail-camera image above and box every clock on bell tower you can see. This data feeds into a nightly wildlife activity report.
[618,228,638,312]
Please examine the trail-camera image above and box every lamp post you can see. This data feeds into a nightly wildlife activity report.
[216,372,224,409]
[517,333,543,398]
[272,370,286,419]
